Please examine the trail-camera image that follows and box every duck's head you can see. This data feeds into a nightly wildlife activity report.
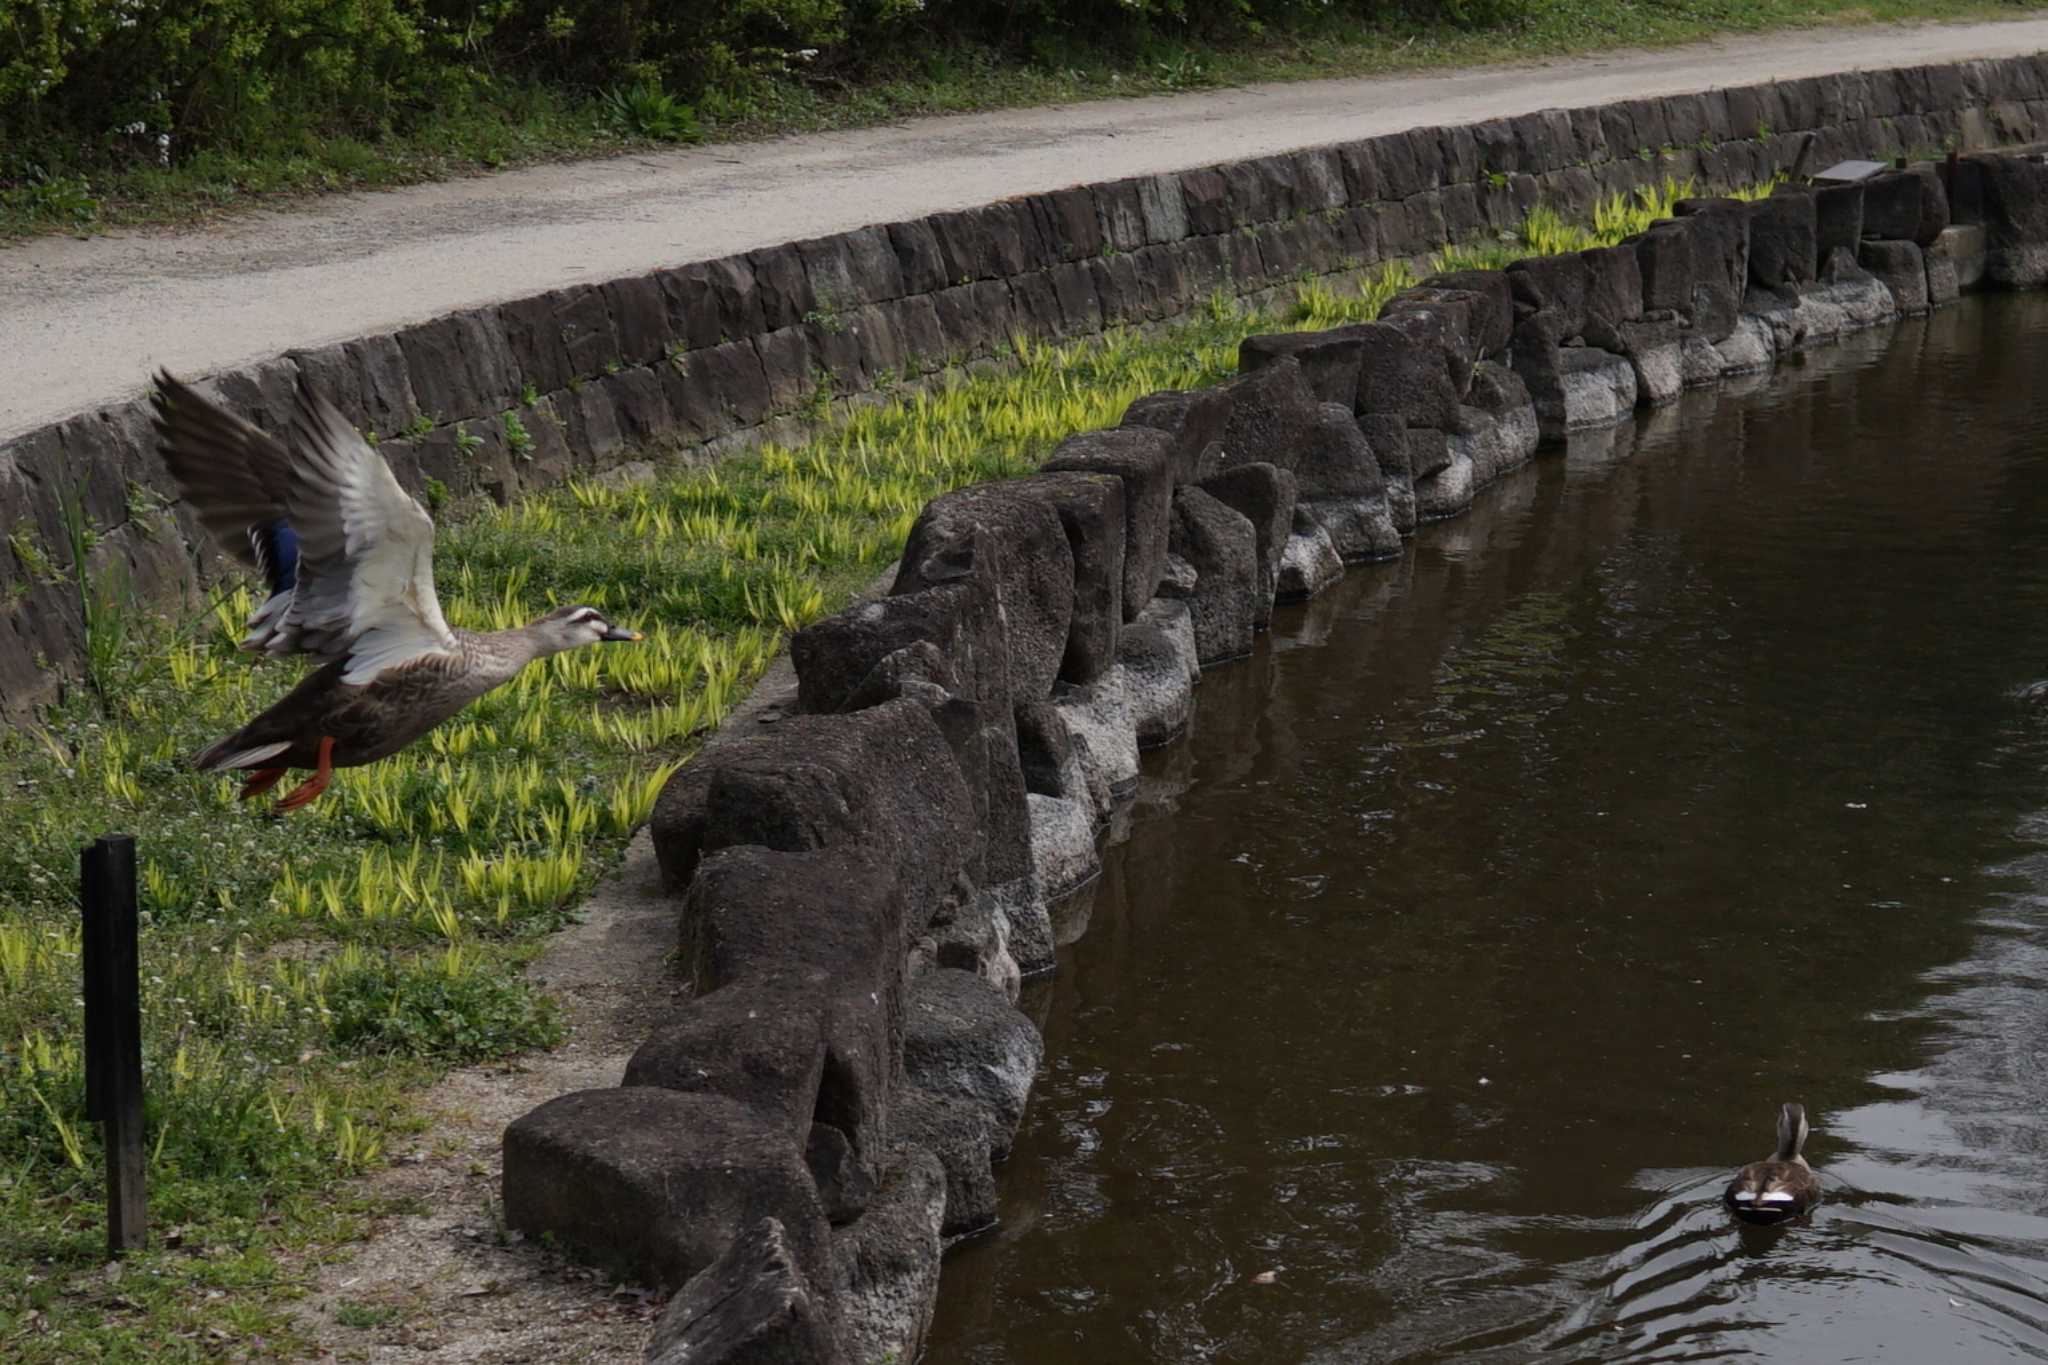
[531,604,643,654]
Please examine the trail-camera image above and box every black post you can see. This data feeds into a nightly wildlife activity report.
[81,834,146,1255]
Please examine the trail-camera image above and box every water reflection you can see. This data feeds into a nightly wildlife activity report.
[925,293,2048,1364]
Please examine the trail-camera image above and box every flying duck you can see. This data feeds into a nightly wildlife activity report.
[151,370,641,811]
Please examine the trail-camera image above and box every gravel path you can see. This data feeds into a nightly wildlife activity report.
[5,18,2046,440]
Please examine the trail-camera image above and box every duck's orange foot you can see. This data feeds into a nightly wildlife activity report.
[239,768,287,801]
[275,736,336,813]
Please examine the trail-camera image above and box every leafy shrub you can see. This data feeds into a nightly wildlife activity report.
[601,80,701,142]
[0,0,1532,179]
[325,950,561,1061]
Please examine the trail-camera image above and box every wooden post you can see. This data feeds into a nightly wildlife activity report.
[81,834,146,1256]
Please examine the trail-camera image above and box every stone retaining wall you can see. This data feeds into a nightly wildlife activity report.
[502,138,2048,1362]
[10,55,2048,717]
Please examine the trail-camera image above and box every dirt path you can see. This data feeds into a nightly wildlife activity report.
[7,18,2048,442]
[289,833,677,1364]
[288,655,812,1362]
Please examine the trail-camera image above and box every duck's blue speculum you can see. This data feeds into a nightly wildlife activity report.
[251,518,300,593]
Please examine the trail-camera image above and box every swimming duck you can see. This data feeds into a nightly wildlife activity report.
[1724,1101,1821,1224]
[151,370,642,811]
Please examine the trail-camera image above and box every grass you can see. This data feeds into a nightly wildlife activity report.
[0,168,1774,1354]
[1421,172,1781,273]
[1,0,2033,238]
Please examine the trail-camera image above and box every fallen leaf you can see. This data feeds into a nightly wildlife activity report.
[1251,1270,1278,1285]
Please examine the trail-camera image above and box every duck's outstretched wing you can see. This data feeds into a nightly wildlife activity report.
[281,376,460,684]
[149,370,301,650]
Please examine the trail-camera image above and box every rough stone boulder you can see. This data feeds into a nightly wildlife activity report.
[1167,487,1257,665]
[1860,165,1948,246]
[1860,239,1930,313]
[1634,220,1698,327]
[1292,401,1401,563]
[1419,268,1514,357]
[1293,400,1388,505]
[1277,508,1345,603]
[650,700,977,923]
[791,575,1006,716]
[1425,268,1523,358]
[504,1089,832,1293]
[1925,223,1980,304]
[1405,426,1452,481]
[1357,413,1416,536]
[1671,199,1751,337]
[1043,426,1175,618]
[803,1123,875,1227]
[1747,188,1818,289]
[1115,599,1198,749]
[1011,471,1127,685]
[1377,295,1478,396]
[1198,463,1296,631]
[830,1149,946,1365]
[1213,356,1329,477]
[922,871,1021,1001]
[901,968,1044,1153]
[1348,321,1460,428]
[1557,347,1638,430]
[1236,331,1361,407]
[622,982,829,1149]
[1050,667,1140,812]
[894,482,1076,701]
[1451,363,1540,485]
[1299,492,1401,565]
[1414,451,1475,522]
[1029,792,1100,904]
[1814,183,1864,262]
[1513,307,1637,439]
[889,1089,999,1237]
[1121,386,1232,486]
[917,691,1037,919]
[1960,153,2048,288]
[646,1217,847,1365]
[1506,252,1591,339]
[1578,245,1644,336]
[1598,315,1684,406]
[1014,699,1089,805]
[1711,315,1776,376]
[1745,256,1897,351]
[681,848,903,1157]
[1677,335,1723,388]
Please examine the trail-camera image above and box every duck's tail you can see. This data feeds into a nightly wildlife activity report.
[194,737,291,772]
[1774,1102,1810,1162]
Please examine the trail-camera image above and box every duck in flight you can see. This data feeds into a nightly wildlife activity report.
[1724,1101,1821,1224]
[151,371,642,811]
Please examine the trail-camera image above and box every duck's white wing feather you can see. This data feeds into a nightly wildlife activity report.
[283,380,460,684]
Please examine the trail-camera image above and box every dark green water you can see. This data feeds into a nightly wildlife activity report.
[925,293,2048,1364]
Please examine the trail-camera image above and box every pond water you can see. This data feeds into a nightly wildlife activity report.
[923,293,2048,1364]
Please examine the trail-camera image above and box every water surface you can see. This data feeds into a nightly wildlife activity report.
[925,293,2048,1364]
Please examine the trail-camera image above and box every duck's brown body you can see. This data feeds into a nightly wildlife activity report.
[1725,1102,1820,1225]
[194,632,530,773]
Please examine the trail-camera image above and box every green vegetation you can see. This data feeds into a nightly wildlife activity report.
[0,167,1777,1354]
[1425,172,1780,272]
[2,0,2034,236]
